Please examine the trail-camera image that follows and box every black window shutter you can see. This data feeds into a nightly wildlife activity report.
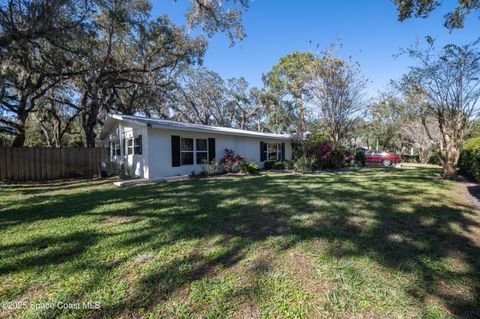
[260,141,266,162]
[208,138,216,162]
[171,135,180,167]
[138,135,142,155]
[122,138,126,155]
[281,142,285,160]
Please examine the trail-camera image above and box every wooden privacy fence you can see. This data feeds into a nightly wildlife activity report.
[0,147,109,181]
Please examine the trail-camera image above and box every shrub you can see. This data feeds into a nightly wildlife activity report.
[327,147,347,168]
[273,161,285,169]
[219,149,244,173]
[428,153,441,165]
[263,160,275,170]
[271,160,294,170]
[304,141,331,169]
[317,142,332,157]
[120,162,133,179]
[201,159,218,176]
[354,151,366,167]
[239,161,259,174]
[294,157,315,171]
[284,160,294,170]
[459,136,480,181]
[401,154,420,163]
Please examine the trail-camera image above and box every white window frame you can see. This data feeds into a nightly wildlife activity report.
[195,138,208,165]
[133,136,142,155]
[111,140,121,156]
[277,143,282,160]
[127,138,134,155]
[267,143,281,161]
[179,137,209,166]
[180,137,194,166]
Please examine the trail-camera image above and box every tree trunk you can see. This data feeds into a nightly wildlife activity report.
[418,147,432,164]
[10,112,27,147]
[82,103,99,148]
[443,161,457,179]
[240,115,247,130]
[84,121,97,148]
[296,95,306,137]
[440,144,461,179]
[11,130,26,147]
[438,117,463,179]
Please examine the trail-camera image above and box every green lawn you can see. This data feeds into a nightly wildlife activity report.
[1,166,479,318]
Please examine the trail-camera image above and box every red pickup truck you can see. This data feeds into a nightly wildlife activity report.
[364,150,401,167]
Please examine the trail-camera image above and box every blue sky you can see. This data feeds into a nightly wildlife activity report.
[153,0,479,98]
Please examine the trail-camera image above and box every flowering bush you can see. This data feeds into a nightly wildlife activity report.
[317,143,332,158]
[294,138,348,170]
[219,149,245,173]
[306,144,314,154]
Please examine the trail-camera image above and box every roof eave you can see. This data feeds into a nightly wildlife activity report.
[101,113,292,141]
[99,117,117,140]
[148,122,292,140]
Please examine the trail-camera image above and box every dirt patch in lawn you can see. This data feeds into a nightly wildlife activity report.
[0,284,48,318]
[232,301,261,319]
[101,215,141,225]
[232,209,290,241]
[280,250,329,297]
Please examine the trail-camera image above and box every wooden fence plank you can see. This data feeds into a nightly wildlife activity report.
[60,148,65,178]
[57,148,61,179]
[0,147,108,181]
[12,148,18,181]
[1,148,5,181]
[4,148,8,180]
[34,148,39,181]
[3,148,7,180]
[0,148,5,181]
[20,148,26,181]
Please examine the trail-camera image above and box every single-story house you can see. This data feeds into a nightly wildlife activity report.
[100,114,293,179]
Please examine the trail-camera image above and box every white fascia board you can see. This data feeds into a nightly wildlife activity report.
[107,113,293,141]
[148,122,292,141]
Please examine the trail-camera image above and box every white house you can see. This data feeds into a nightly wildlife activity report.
[100,114,294,179]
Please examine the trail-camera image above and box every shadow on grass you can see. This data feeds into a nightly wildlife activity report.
[467,184,480,207]
[1,168,479,318]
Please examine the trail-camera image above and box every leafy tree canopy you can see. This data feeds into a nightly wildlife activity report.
[393,0,480,29]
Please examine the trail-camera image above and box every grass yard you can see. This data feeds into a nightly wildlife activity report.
[1,166,480,318]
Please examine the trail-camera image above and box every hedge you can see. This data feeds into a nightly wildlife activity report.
[401,153,441,165]
[459,136,480,182]
[401,154,420,163]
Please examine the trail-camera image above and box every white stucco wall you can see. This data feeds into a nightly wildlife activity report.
[104,122,150,179]
[105,122,292,179]
[147,127,292,179]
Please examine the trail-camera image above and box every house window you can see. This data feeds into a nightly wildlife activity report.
[125,136,142,155]
[127,138,134,155]
[134,136,142,155]
[196,139,208,164]
[267,143,281,161]
[111,141,121,156]
[180,138,194,165]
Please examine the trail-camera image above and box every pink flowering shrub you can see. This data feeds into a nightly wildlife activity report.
[317,142,332,158]
[294,139,347,170]
[219,149,245,173]
[306,145,314,154]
